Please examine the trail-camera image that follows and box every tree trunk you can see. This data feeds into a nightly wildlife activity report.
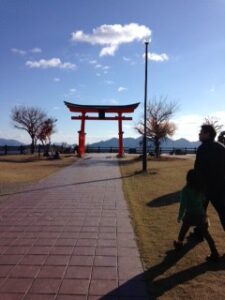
[43,143,50,157]
[30,137,35,154]
[154,137,160,158]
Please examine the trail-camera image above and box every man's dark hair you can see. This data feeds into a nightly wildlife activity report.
[201,124,216,140]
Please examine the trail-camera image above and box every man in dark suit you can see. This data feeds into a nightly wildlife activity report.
[194,124,225,232]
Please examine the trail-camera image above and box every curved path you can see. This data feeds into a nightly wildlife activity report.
[0,154,149,300]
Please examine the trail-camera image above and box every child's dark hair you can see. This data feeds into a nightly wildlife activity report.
[186,169,202,192]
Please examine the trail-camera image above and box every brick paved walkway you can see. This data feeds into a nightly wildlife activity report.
[0,154,149,300]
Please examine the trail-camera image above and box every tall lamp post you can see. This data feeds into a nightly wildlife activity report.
[143,40,149,172]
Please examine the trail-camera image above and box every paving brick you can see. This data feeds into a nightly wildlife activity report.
[44,255,70,266]
[24,295,55,300]
[9,265,40,278]
[50,247,74,255]
[69,255,94,266]
[0,265,13,277]
[29,278,61,294]
[92,266,117,279]
[94,256,117,267]
[56,295,86,300]
[5,246,31,255]
[0,278,33,293]
[0,255,23,265]
[19,255,47,266]
[89,279,118,296]
[59,279,89,295]
[37,266,66,278]
[65,266,92,279]
[28,246,51,255]
[73,246,96,256]
[0,294,24,300]
[95,247,117,256]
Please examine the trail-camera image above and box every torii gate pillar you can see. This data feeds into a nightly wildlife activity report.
[78,112,86,157]
[118,112,124,157]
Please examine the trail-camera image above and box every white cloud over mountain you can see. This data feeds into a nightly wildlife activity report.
[26,58,76,70]
[71,23,151,56]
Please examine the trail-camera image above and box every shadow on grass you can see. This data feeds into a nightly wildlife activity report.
[97,242,225,299]
[147,252,225,298]
[0,157,42,163]
[118,156,142,166]
[147,191,180,207]
[0,154,76,164]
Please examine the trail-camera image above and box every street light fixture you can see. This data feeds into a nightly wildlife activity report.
[143,40,149,172]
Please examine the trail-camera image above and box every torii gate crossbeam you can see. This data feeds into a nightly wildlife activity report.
[64,101,140,157]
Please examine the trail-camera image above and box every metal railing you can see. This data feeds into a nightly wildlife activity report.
[0,145,198,156]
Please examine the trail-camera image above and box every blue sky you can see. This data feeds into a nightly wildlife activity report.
[1,0,225,145]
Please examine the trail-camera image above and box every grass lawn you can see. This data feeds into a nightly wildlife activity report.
[0,153,77,195]
[120,155,225,299]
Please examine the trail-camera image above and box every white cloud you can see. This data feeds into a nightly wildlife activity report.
[70,88,76,93]
[30,47,42,53]
[96,73,101,77]
[102,66,110,71]
[11,48,26,55]
[146,52,169,62]
[11,47,42,55]
[101,98,119,105]
[89,60,97,64]
[172,111,225,141]
[104,80,114,85]
[118,86,127,92]
[172,114,203,141]
[53,77,60,82]
[95,64,102,69]
[123,56,131,62]
[71,23,151,56]
[26,58,76,70]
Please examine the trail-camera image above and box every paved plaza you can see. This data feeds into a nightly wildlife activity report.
[0,154,149,299]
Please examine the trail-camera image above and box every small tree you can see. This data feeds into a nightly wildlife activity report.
[11,106,47,154]
[218,131,225,145]
[37,117,57,156]
[136,97,178,158]
[203,116,224,134]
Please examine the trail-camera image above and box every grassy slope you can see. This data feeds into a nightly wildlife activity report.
[120,156,225,299]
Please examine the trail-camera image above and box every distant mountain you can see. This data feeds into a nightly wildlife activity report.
[88,137,142,148]
[88,137,200,149]
[161,138,200,148]
[0,138,25,146]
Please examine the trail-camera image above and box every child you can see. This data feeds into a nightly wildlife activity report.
[174,169,219,262]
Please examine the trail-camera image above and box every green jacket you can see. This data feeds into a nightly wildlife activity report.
[178,186,206,221]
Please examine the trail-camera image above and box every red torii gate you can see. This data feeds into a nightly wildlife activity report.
[64,101,140,157]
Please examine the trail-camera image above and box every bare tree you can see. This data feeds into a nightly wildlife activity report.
[203,116,224,134]
[37,117,57,156]
[11,106,47,153]
[136,97,178,157]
